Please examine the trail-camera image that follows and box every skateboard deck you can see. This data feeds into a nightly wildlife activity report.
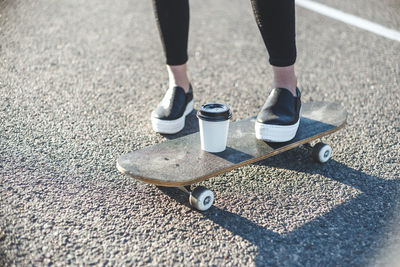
[117,102,347,187]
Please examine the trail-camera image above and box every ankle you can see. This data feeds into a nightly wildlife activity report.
[167,64,190,93]
[272,65,297,96]
[273,79,297,96]
[169,81,190,93]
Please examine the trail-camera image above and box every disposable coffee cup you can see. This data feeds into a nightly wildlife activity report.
[197,103,232,153]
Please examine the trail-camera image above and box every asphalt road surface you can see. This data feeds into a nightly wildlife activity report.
[1,0,399,266]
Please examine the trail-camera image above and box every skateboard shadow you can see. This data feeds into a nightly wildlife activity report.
[160,109,199,140]
[206,157,399,265]
[157,151,400,266]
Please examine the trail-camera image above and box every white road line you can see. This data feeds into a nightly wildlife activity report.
[296,0,400,42]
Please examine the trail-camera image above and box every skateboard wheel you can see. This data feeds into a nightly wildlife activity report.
[189,186,214,211]
[312,142,332,163]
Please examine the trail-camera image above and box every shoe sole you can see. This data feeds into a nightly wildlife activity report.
[255,119,300,142]
[151,100,194,134]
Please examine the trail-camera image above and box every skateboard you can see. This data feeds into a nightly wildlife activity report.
[117,102,347,211]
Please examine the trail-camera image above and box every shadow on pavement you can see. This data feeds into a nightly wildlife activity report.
[0,247,10,267]
[160,109,199,140]
[158,147,400,266]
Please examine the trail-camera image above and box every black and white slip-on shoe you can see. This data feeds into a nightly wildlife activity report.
[151,85,194,134]
[255,87,301,142]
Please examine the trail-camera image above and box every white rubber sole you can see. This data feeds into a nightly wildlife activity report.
[151,100,194,134]
[255,119,300,142]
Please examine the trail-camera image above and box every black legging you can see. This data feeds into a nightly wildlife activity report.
[152,0,296,67]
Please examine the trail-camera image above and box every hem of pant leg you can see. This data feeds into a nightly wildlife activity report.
[166,56,188,66]
[269,56,297,67]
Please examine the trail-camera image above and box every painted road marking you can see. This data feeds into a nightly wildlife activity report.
[296,0,400,42]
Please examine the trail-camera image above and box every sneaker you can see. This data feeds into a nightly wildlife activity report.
[255,87,301,142]
[151,85,194,134]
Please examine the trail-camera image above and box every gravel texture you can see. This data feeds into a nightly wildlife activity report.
[1,0,399,266]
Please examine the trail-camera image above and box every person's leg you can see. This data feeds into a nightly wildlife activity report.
[167,64,190,93]
[272,65,297,96]
[151,0,193,134]
[250,0,297,95]
[251,0,301,142]
[152,0,190,92]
